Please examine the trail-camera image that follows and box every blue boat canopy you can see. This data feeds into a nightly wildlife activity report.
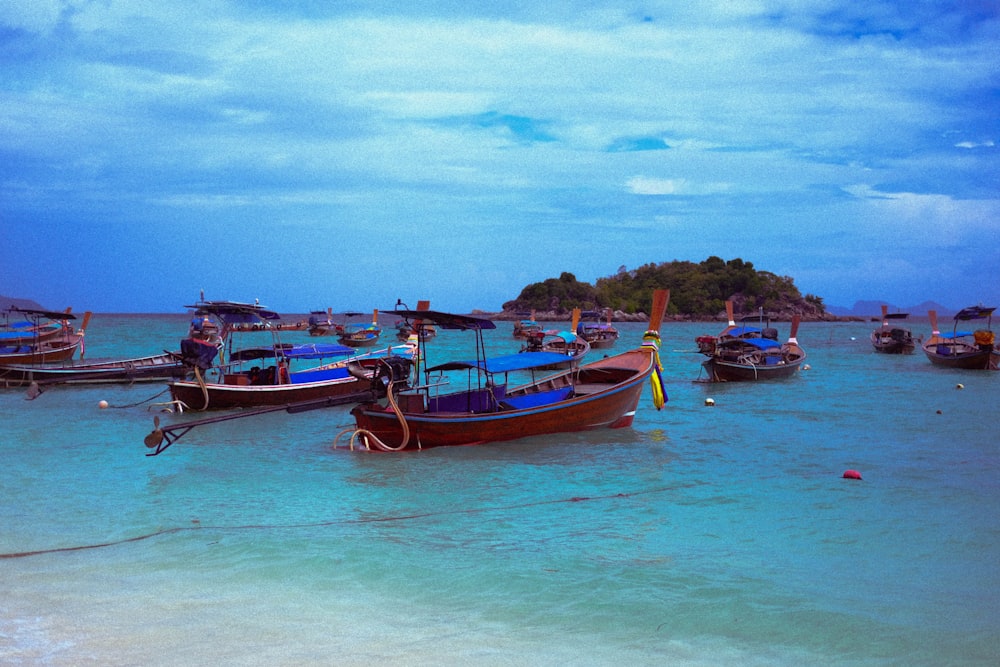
[939,331,974,340]
[428,351,572,374]
[230,343,357,362]
[540,330,579,341]
[728,326,762,337]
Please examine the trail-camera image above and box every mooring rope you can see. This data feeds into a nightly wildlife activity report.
[108,387,171,409]
[0,485,684,560]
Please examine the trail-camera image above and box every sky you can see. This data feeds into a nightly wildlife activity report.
[1,1,998,314]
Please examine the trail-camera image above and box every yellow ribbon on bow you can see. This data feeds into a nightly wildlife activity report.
[642,330,667,410]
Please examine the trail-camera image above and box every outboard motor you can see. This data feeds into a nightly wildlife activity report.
[179,337,219,370]
[762,327,779,341]
[376,356,412,387]
[348,357,412,397]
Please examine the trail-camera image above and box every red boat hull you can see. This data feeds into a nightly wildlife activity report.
[349,348,654,450]
[0,338,82,365]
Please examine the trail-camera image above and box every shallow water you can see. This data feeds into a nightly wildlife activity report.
[2,314,998,665]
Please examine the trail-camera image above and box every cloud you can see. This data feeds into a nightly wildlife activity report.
[955,140,995,149]
[1,2,998,311]
[626,177,732,196]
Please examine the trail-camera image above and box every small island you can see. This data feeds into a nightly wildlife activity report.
[489,256,831,322]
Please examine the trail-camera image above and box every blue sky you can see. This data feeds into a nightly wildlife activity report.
[2,1,998,314]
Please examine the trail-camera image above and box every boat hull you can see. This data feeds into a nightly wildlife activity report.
[872,341,916,354]
[922,344,998,370]
[338,336,379,347]
[168,373,369,410]
[871,329,915,354]
[0,353,187,387]
[701,356,803,381]
[0,338,82,365]
[350,348,653,450]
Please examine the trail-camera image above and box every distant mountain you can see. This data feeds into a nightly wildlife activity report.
[0,294,47,311]
[826,300,955,318]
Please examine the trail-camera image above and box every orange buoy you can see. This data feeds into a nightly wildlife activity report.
[843,469,862,480]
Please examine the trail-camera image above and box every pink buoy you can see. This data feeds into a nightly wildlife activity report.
[843,469,862,480]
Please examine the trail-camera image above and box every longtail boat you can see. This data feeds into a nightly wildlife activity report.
[695,301,805,382]
[0,309,212,390]
[166,300,414,411]
[337,310,381,347]
[512,311,542,339]
[394,300,436,341]
[1,351,188,390]
[345,289,669,451]
[519,309,590,370]
[871,305,915,354]
[576,308,619,349]
[307,309,337,336]
[923,307,997,370]
[0,309,91,365]
[0,307,73,346]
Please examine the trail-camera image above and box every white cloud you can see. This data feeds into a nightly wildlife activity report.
[627,177,732,196]
[955,140,995,149]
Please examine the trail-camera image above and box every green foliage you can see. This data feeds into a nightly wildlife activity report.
[507,272,598,312]
[503,257,824,317]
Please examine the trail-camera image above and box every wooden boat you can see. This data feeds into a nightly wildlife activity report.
[871,305,915,354]
[696,301,805,382]
[576,308,619,349]
[922,307,998,370]
[1,307,74,346]
[166,300,414,411]
[520,308,590,369]
[307,309,338,336]
[0,308,226,390]
[520,329,590,370]
[0,310,91,365]
[512,311,542,339]
[0,351,189,390]
[337,310,381,347]
[394,300,436,341]
[345,289,669,451]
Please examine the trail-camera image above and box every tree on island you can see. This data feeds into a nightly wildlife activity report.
[502,257,826,320]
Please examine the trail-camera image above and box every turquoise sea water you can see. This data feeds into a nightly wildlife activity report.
[2,314,998,665]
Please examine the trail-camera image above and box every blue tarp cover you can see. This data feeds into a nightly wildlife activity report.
[231,343,356,361]
[428,351,572,374]
[0,329,60,341]
[722,337,781,351]
[728,326,762,337]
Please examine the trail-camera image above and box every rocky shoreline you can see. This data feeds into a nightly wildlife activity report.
[472,309,868,323]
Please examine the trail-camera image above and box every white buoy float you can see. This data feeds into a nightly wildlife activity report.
[98,400,109,409]
[705,397,715,406]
